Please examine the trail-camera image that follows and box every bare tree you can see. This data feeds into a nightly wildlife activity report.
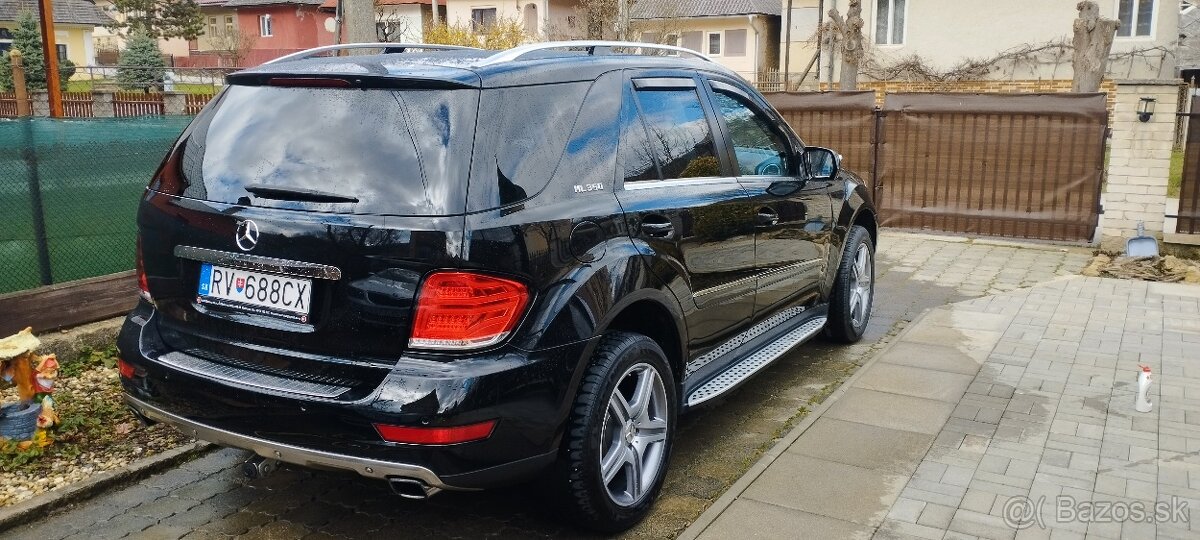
[208,26,257,67]
[821,0,865,90]
[577,0,636,40]
[376,1,415,42]
[1072,0,1119,92]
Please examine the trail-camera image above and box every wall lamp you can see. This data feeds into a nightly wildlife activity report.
[1138,97,1156,122]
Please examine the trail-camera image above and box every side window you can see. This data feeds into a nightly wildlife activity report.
[713,91,792,176]
[625,87,721,182]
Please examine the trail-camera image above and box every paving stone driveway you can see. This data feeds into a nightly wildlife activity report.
[4,233,1092,540]
[684,277,1200,540]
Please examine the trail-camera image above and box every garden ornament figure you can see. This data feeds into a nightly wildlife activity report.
[1135,364,1153,413]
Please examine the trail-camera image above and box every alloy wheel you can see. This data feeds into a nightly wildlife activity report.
[849,243,873,328]
[599,362,669,507]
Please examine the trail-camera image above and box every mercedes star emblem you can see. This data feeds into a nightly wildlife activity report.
[235,220,260,251]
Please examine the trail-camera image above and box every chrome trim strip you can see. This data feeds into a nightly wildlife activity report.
[623,177,736,191]
[685,305,807,376]
[124,395,457,492]
[174,246,342,280]
[692,260,819,298]
[687,317,827,407]
[157,351,349,399]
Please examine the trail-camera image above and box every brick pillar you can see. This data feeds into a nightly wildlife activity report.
[1101,80,1178,249]
[92,91,115,118]
[31,90,49,117]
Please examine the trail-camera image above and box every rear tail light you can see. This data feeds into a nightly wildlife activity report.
[135,237,153,304]
[374,420,497,445]
[117,357,138,379]
[408,271,530,350]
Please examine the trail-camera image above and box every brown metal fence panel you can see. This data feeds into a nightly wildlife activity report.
[1179,95,1200,234]
[763,91,878,189]
[878,93,1107,242]
[0,92,29,118]
[113,91,165,116]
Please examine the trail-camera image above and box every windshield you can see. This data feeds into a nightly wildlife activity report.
[177,84,479,215]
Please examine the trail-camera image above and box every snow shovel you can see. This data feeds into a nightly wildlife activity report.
[1125,221,1159,258]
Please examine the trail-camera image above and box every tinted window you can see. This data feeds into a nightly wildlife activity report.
[470,82,589,208]
[178,85,478,215]
[714,91,792,176]
[629,88,720,181]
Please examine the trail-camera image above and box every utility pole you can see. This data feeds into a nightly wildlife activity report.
[11,50,30,117]
[342,0,377,46]
[36,0,62,118]
[783,0,792,88]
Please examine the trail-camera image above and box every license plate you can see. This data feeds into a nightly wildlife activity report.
[197,263,312,323]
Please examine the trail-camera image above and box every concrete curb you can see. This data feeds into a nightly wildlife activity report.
[0,441,214,534]
[677,309,935,540]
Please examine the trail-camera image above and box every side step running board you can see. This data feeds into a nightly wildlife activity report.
[686,317,827,407]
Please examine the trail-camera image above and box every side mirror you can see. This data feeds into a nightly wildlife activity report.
[803,147,840,180]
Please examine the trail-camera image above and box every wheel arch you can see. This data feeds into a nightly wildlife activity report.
[594,291,688,386]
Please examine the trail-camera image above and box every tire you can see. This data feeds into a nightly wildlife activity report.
[555,331,677,533]
[825,225,875,343]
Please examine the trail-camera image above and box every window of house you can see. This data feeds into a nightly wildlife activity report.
[56,44,67,62]
[259,14,273,37]
[875,0,906,45]
[624,87,720,182]
[0,28,12,54]
[707,32,722,55]
[471,8,497,31]
[1117,0,1155,37]
[208,17,218,37]
[225,16,235,34]
[713,91,791,176]
[725,29,747,57]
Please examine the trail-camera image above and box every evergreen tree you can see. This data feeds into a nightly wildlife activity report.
[109,0,204,40]
[116,32,167,92]
[0,12,74,92]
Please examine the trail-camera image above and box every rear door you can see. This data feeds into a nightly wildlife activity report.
[703,78,835,316]
[614,72,758,350]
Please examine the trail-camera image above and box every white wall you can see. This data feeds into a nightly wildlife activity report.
[379,4,424,42]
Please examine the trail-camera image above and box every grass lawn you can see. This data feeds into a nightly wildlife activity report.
[1170,148,1183,198]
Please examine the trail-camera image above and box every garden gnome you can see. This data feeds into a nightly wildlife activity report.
[37,395,59,429]
[33,353,58,394]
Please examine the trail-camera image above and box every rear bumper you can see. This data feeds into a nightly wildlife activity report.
[125,393,451,492]
[117,302,589,490]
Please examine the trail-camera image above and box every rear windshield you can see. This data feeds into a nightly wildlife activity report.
[177,85,478,215]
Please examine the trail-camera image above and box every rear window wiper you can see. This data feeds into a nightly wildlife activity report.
[244,184,359,203]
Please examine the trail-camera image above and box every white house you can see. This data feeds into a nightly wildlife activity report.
[631,0,782,81]
[782,0,1180,85]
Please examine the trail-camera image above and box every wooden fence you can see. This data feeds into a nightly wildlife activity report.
[113,91,165,116]
[1178,95,1200,234]
[0,271,137,336]
[186,93,215,115]
[62,91,94,118]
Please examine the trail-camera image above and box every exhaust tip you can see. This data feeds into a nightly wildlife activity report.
[126,405,157,427]
[388,477,438,499]
[241,455,280,479]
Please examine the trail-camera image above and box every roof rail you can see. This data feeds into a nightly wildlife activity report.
[475,40,714,66]
[266,43,483,65]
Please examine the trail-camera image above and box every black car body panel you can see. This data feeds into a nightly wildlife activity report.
[119,47,877,494]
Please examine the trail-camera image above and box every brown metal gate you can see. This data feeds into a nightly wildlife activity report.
[768,91,1108,242]
[878,93,1107,242]
[1178,95,1200,234]
[764,91,878,189]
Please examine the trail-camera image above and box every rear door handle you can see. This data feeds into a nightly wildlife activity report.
[640,218,674,239]
[756,208,779,227]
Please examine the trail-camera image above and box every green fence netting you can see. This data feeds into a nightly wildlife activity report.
[0,116,192,294]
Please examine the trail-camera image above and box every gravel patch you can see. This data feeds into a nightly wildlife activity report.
[0,350,193,507]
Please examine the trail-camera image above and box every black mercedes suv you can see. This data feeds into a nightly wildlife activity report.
[118,41,878,532]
